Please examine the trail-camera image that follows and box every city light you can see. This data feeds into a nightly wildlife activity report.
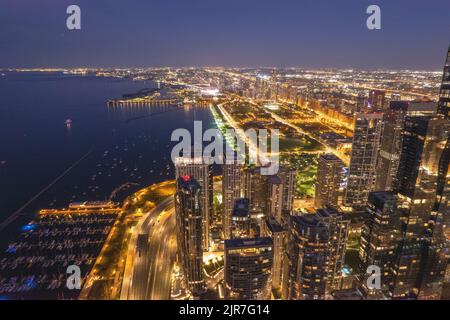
[0,1,449,308]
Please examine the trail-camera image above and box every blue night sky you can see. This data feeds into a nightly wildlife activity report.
[0,0,449,69]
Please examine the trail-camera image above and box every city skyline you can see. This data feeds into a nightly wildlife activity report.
[0,0,449,306]
[0,46,448,301]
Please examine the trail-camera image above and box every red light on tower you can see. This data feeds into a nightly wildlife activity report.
[181,175,191,182]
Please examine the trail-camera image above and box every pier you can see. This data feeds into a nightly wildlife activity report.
[39,201,121,215]
[107,98,181,107]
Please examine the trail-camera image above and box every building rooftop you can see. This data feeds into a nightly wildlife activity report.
[266,218,285,233]
[232,198,249,218]
[319,153,342,162]
[268,175,282,185]
[368,191,396,208]
[290,214,322,227]
[177,176,200,190]
[224,237,273,249]
[316,206,342,218]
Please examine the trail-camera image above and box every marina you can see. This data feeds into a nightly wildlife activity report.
[0,203,121,299]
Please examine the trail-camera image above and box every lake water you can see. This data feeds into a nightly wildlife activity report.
[0,71,215,243]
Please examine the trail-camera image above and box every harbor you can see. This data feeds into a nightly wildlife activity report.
[0,201,122,300]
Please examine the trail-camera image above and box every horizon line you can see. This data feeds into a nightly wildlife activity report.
[0,66,443,73]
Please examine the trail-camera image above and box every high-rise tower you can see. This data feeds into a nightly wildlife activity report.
[284,215,329,300]
[316,207,350,294]
[222,162,242,239]
[315,154,345,208]
[359,191,401,299]
[175,176,205,296]
[437,45,450,118]
[265,217,287,293]
[375,100,438,191]
[390,116,450,299]
[224,237,273,300]
[242,166,269,215]
[345,113,383,209]
[368,90,386,111]
[175,157,213,250]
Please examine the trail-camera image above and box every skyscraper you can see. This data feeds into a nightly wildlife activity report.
[284,215,329,300]
[345,113,383,209]
[356,92,368,113]
[242,166,268,216]
[418,116,450,299]
[315,154,345,208]
[435,45,450,243]
[375,102,407,192]
[230,198,265,239]
[267,175,284,223]
[175,157,213,250]
[390,115,450,299]
[375,100,437,191]
[437,45,450,118]
[368,90,386,111]
[222,162,242,239]
[224,237,273,300]
[359,191,401,299]
[175,176,205,296]
[278,166,297,215]
[418,45,450,299]
[427,154,450,298]
[265,217,287,293]
[316,207,350,294]
[230,198,251,239]
[242,165,296,222]
[439,167,450,242]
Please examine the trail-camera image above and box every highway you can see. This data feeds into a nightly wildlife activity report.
[147,203,177,299]
[120,197,177,300]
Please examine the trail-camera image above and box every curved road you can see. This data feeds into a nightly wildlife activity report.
[120,197,177,300]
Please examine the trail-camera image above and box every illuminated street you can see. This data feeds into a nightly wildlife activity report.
[257,103,350,164]
[121,197,177,300]
[0,1,449,306]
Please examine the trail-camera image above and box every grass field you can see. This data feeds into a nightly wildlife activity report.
[281,153,318,198]
[279,136,323,153]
